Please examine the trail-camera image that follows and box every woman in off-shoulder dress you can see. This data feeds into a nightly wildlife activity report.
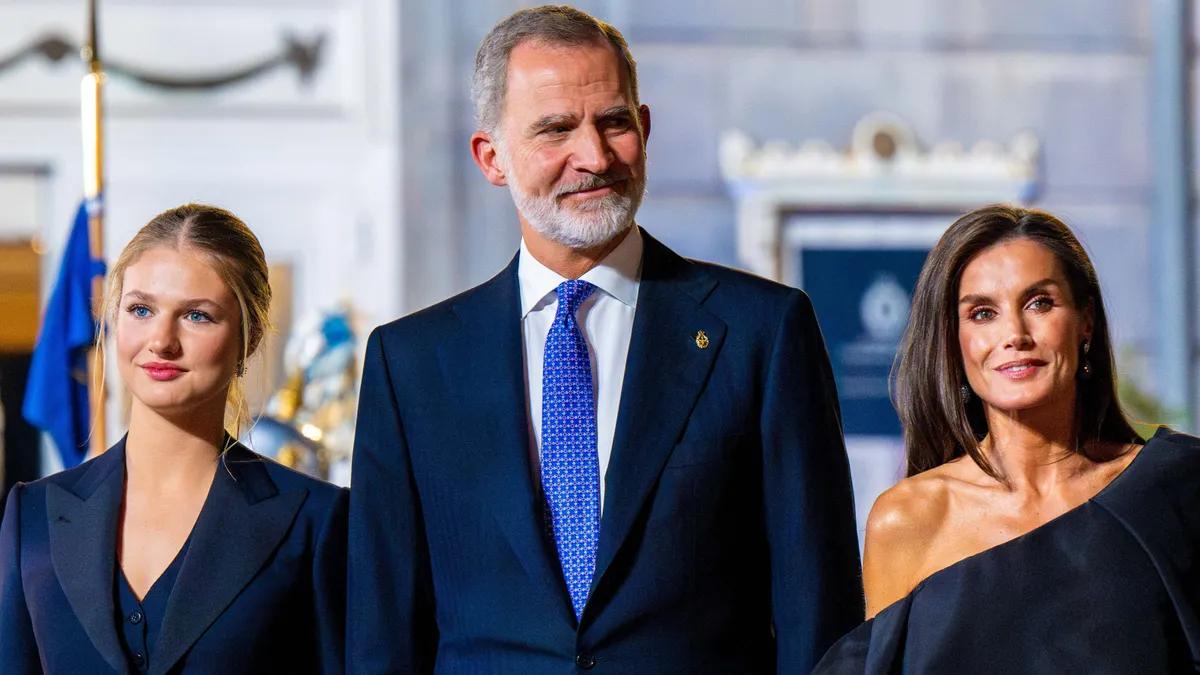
[816,205,1199,674]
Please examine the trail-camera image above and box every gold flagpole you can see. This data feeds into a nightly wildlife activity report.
[82,0,107,457]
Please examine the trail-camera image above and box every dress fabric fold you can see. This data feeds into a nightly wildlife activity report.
[815,427,1200,674]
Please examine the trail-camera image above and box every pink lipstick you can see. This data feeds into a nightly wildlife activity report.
[994,359,1046,380]
[141,362,185,381]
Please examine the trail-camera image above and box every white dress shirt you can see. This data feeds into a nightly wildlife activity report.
[518,226,643,516]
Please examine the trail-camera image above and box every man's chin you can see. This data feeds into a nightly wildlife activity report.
[536,219,633,250]
[559,187,629,210]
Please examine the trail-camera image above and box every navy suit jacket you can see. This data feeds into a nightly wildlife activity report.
[348,230,863,674]
[0,437,347,674]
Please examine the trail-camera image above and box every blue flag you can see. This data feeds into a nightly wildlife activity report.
[23,199,106,468]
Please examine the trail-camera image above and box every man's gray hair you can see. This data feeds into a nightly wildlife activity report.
[471,5,640,134]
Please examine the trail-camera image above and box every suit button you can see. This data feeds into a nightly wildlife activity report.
[128,610,143,624]
[576,654,596,669]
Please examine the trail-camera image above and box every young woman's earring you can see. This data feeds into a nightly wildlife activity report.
[1081,340,1092,378]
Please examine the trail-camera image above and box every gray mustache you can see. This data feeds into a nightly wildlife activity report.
[555,174,630,198]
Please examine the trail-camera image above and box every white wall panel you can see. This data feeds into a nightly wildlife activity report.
[1,0,401,449]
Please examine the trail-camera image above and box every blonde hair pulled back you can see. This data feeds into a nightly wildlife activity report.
[97,203,271,439]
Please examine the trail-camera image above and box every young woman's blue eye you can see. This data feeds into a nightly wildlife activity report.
[128,304,151,318]
[185,310,213,323]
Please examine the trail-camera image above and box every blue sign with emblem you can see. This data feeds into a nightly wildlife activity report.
[799,247,929,436]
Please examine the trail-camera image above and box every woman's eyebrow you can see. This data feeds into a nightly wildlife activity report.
[958,278,1060,306]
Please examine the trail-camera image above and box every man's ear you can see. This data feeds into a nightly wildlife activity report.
[638,103,651,144]
[470,131,508,187]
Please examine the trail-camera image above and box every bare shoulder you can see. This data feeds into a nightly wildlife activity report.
[862,465,955,617]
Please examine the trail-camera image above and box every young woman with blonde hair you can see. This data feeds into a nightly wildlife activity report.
[0,204,346,674]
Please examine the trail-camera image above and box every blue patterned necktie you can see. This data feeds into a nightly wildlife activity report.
[541,279,600,621]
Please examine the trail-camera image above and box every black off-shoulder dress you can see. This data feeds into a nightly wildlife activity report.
[815,427,1200,674]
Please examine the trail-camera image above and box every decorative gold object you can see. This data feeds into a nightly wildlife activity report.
[243,309,358,484]
[694,330,709,350]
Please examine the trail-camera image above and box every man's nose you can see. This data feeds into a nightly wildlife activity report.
[570,125,614,174]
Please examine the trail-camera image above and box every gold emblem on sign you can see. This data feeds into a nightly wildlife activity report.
[694,330,709,349]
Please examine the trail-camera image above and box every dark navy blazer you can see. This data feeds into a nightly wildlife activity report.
[347,230,864,674]
[0,437,347,674]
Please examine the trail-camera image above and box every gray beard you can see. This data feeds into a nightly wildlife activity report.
[503,162,645,249]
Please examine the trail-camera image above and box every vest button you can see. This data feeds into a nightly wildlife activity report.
[576,653,596,669]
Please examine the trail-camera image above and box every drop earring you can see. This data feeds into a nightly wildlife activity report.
[1081,340,1092,378]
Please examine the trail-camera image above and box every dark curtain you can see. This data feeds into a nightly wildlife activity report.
[0,352,40,518]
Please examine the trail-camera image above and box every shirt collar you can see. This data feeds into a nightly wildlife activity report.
[518,225,643,318]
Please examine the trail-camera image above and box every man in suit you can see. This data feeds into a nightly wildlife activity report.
[348,6,863,673]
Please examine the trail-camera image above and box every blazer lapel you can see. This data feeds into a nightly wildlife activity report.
[47,439,130,675]
[590,232,726,604]
[437,256,575,623]
[151,444,305,675]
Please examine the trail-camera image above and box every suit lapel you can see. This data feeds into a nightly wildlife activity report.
[437,256,575,623]
[151,444,305,675]
[47,438,130,675]
[590,232,725,603]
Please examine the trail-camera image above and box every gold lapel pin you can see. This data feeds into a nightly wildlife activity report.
[694,330,709,349]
